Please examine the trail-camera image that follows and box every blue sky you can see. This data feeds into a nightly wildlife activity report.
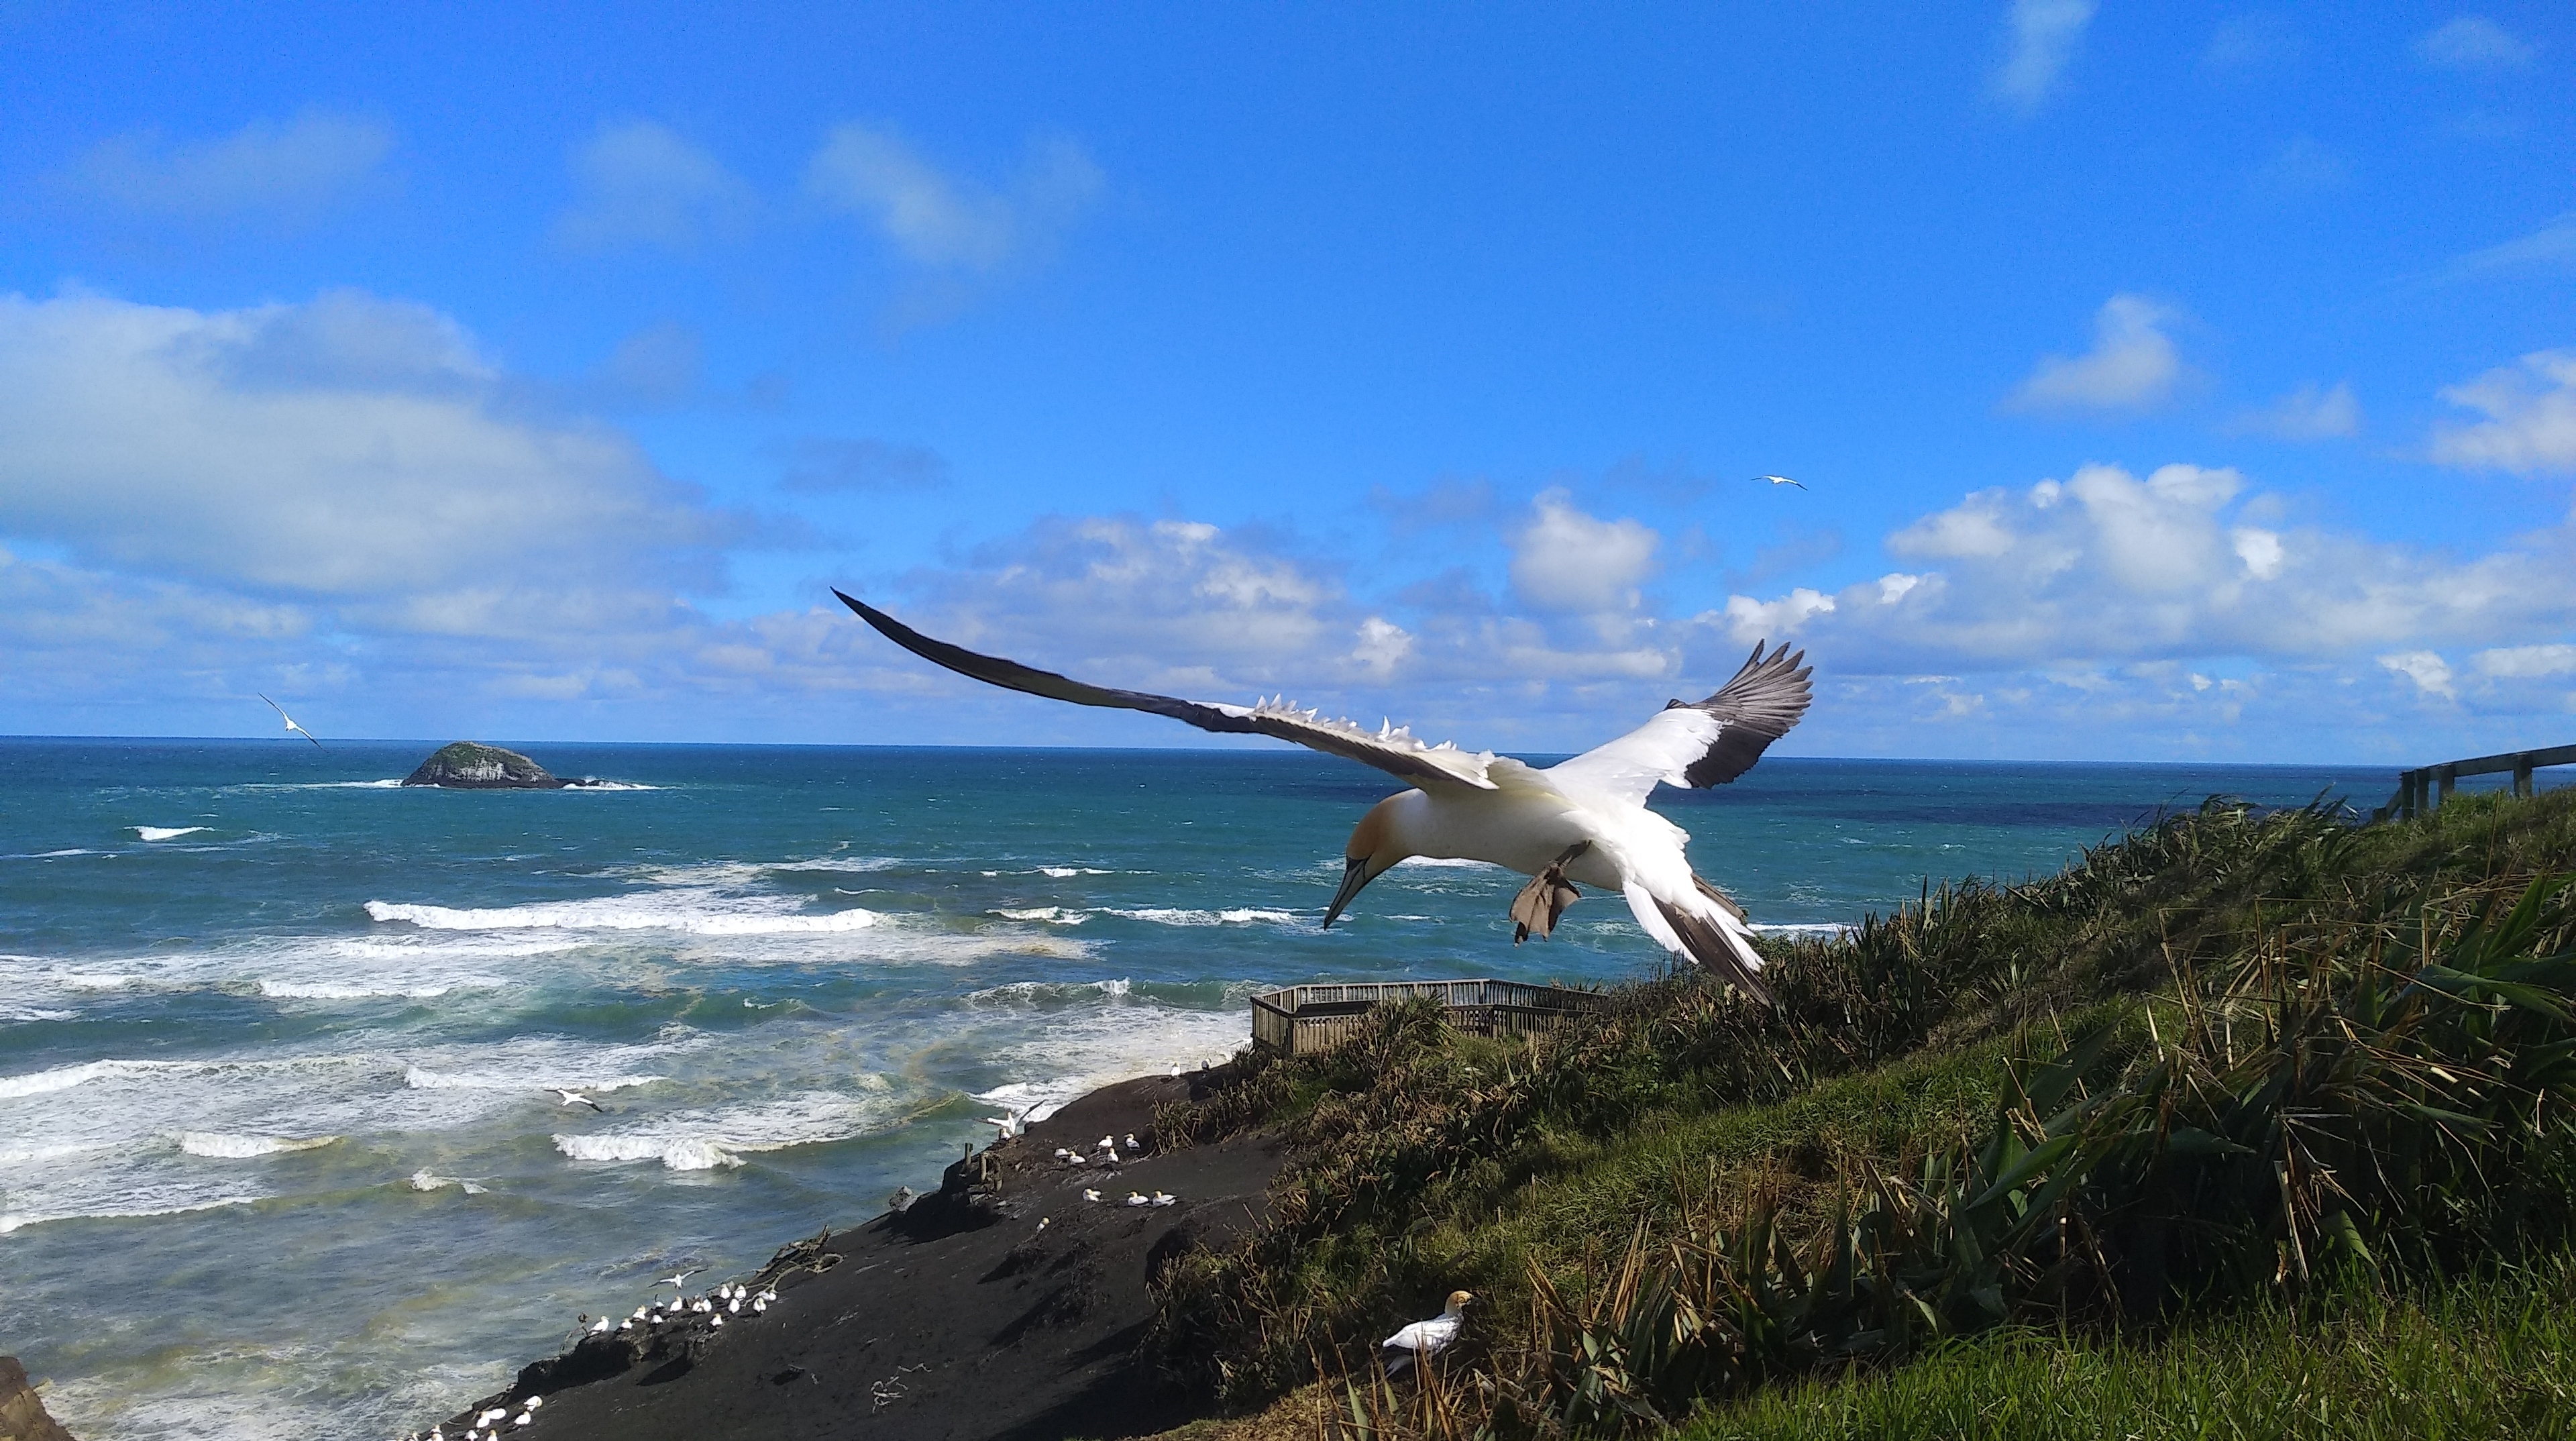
[2,2,2571,761]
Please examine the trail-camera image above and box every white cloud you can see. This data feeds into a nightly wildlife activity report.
[1992,0,2099,112]
[2449,213,2576,279]
[2231,380,2361,439]
[1508,489,1658,614]
[1352,617,1412,678]
[0,291,724,602]
[552,121,755,252]
[806,126,1102,274]
[64,111,392,224]
[2417,15,2536,71]
[2379,651,2456,699]
[2430,350,2576,475]
[2476,644,2576,679]
[1728,462,2576,674]
[2006,295,2188,413]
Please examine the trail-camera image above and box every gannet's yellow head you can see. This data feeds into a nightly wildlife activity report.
[1445,1289,1475,1316]
[1324,794,1414,929]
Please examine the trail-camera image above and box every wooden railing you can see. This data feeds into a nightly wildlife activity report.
[2377,743,2576,820]
[1250,977,1608,1056]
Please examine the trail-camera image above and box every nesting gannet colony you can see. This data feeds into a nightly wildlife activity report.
[837,592,1812,996]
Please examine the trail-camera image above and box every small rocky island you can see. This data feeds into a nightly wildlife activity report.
[402,741,587,790]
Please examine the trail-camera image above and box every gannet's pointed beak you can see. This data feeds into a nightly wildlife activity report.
[1324,857,1375,930]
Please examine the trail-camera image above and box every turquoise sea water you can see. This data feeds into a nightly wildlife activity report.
[0,740,2406,1439]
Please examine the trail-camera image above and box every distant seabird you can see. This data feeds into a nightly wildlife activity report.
[588,1317,610,1334]
[258,694,324,747]
[1124,1132,1139,1151]
[1083,1188,1102,1202]
[836,592,1811,994]
[553,1089,605,1113]
[1382,1290,1475,1376]
[888,1185,916,1213]
[1753,474,1806,489]
[655,1269,700,1292]
[983,1106,1029,1138]
[1126,1191,1150,1206]
[1150,1191,1176,1207]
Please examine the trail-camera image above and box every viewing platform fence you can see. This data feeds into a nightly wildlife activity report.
[2377,743,2576,820]
[1250,977,1609,1057]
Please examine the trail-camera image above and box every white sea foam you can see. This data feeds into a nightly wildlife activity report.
[552,1084,900,1171]
[1038,866,1113,877]
[965,977,1134,1005]
[408,1169,488,1194]
[1750,922,1855,939]
[1102,907,1304,928]
[365,897,880,934]
[568,781,659,791]
[0,1004,78,1022]
[991,906,1088,924]
[403,1066,662,1093]
[260,977,501,1000]
[133,825,211,841]
[0,1194,260,1236]
[970,1000,1251,1122]
[10,849,99,859]
[176,1132,341,1159]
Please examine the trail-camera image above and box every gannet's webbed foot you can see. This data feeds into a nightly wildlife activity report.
[1510,841,1593,943]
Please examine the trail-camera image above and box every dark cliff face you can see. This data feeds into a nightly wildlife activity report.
[0,1356,77,1441]
[401,741,571,790]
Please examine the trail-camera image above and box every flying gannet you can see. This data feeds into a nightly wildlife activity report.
[258,694,325,746]
[1382,1290,1474,1376]
[553,1089,606,1113]
[834,592,1811,996]
[1752,474,1807,489]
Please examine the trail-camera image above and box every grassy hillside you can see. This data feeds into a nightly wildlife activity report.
[1144,787,2576,1438]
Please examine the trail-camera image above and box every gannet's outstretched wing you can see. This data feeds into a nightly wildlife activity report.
[1545,642,1810,807]
[836,590,1499,791]
[259,694,325,747]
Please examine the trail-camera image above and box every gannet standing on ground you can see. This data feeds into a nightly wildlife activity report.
[835,592,1811,998]
[258,694,324,746]
[1382,1290,1475,1375]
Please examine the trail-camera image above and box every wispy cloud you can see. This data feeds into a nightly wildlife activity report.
[1508,489,1658,616]
[552,121,755,252]
[805,125,1102,275]
[2447,213,2576,280]
[771,437,951,494]
[2202,12,2301,75]
[62,111,392,225]
[2229,381,2361,440]
[2006,295,2190,414]
[2416,15,2536,71]
[2251,135,2348,195]
[1992,0,2099,113]
[2430,350,2576,476]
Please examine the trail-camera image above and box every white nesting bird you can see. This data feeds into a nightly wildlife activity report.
[1150,1191,1176,1207]
[477,1409,507,1426]
[258,694,324,747]
[1382,1290,1475,1376]
[1083,1188,1103,1202]
[1126,1191,1150,1207]
[835,593,1812,998]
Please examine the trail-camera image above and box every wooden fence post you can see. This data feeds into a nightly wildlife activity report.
[2516,754,2536,800]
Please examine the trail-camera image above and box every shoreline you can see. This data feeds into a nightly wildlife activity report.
[425,1065,1279,1441]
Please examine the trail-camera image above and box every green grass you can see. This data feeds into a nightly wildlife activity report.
[1686,1262,2576,1441]
[1146,788,2576,1436]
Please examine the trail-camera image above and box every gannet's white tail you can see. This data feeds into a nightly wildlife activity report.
[1622,878,1771,1004]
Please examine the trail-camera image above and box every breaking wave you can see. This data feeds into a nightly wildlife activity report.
[365,898,881,935]
[176,1132,341,1159]
[132,826,209,841]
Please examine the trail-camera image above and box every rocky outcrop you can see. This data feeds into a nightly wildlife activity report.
[0,1356,76,1441]
[402,741,574,790]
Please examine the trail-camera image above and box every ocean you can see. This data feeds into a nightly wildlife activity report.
[0,740,2408,1439]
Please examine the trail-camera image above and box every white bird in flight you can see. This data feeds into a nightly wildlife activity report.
[655,1268,700,1292]
[258,694,323,747]
[1753,474,1806,490]
[1382,1289,1475,1376]
[553,1089,605,1113]
[835,592,1811,997]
